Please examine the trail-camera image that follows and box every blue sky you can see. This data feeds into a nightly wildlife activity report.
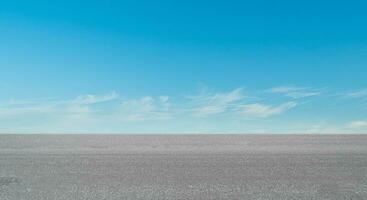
[0,0,367,133]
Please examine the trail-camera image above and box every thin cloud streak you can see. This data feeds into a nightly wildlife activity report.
[0,91,119,118]
[241,102,297,118]
[344,89,367,98]
[348,120,367,129]
[269,86,322,99]
[188,88,245,116]
[119,96,172,122]
[71,91,119,105]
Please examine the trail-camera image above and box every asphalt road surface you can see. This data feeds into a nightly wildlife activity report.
[1,135,367,200]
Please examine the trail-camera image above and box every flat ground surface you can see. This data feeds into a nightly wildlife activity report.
[0,135,367,200]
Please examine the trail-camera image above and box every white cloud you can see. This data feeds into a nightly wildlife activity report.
[72,91,119,104]
[119,96,172,121]
[0,92,173,124]
[0,104,55,117]
[1,87,340,133]
[241,101,297,117]
[348,120,367,129]
[0,92,119,119]
[189,88,245,116]
[344,89,367,98]
[65,105,90,114]
[159,96,169,103]
[269,86,321,99]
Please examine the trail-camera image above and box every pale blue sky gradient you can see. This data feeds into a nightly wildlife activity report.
[0,1,367,133]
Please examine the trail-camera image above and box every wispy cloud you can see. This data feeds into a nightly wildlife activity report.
[241,102,297,118]
[185,87,298,118]
[3,86,363,133]
[348,120,367,129]
[0,91,119,119]
[269,86,321,99]
[0,104,55,117]
[344,89,367,99]
[188,88,245,116]
[119,96,172,121]
[71,91,119,105]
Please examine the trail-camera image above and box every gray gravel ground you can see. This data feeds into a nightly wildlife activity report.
[0,134,367,200]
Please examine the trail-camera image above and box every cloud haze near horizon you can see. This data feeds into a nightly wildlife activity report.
[1,86,366,133]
